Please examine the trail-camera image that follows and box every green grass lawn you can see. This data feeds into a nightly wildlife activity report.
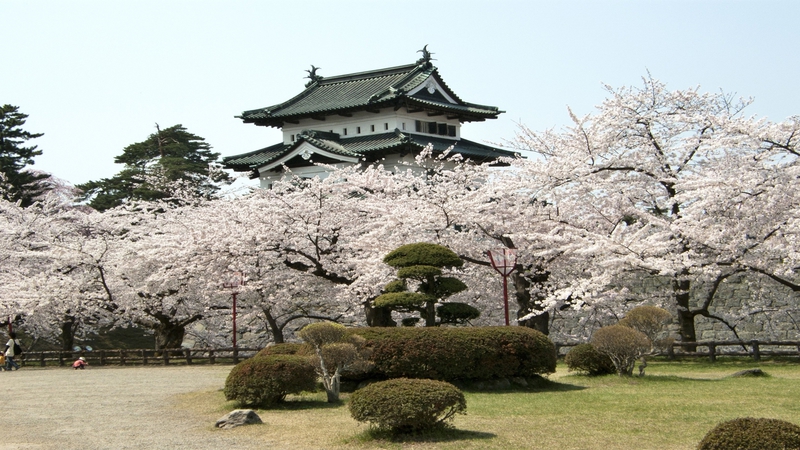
[191,359,800,449]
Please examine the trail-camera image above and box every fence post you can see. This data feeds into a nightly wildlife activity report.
[99,350,106,365]
[120,350,126,366]
[209,350,215,365]
[142,349,148,365]
[751,340,761,361]
[184,348,192,365]
[233,347,239,364]
[708,344,716,363]
[162,350,170,365]
[58,352,65,366]
[667,343,675,360]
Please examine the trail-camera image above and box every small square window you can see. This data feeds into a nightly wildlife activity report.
[448,125,456,137]
[427,122,437,134]
[438,123,447,135]
[415,120,422,132]
[290,134,295,141]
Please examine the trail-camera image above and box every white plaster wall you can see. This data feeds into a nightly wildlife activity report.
[257,162,353,188]
[281,108,461,144]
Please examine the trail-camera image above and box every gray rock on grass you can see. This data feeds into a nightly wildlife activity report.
[215,409,263,429]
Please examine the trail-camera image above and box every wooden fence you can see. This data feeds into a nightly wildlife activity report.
[19,340,800,368]
[554,340,800,362]
[18,347,262,368]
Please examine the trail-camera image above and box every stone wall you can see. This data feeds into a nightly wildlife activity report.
[545,272,800,344]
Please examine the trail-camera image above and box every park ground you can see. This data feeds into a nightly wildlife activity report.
[3,360,800,449]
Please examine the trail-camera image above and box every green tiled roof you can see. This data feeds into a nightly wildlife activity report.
[238,62,502,127]
[223,129,517,175]
[222,142,289,171]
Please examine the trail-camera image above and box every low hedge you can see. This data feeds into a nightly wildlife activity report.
[224,355,317,407]
[255,342,314,358]
[698,417,800,449]
[346,326,556,382]
[349,378,466,432]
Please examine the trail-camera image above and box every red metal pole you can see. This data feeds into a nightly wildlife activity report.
[502,275,510,326]
[232,292,238,350]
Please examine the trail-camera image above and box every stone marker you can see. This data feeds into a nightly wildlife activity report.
[215,409,263,429]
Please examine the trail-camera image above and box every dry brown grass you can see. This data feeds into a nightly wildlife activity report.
[175,360,800,450]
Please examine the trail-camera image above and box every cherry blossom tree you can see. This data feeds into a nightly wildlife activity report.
[508,75,800,345]
[4,77,797,351]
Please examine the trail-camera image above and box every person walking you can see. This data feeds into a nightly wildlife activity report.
[5,332,21,371]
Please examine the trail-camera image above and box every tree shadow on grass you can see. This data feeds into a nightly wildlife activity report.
[355,427,496,444]
[639,374,720,383]
[564,373,722,384]
[456,376,587,394]
[257,399,344,411]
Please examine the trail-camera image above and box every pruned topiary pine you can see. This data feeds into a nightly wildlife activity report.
[619,305,672,352]
[373,242,472,327]
[436,302,481,325]
[591,325,651,377]
[297,321,372,402]
[697,417,800,450]
[617,305,673,376]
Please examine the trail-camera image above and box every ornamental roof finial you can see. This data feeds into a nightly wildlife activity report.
[416,45,435,65]
[305,65,323,87]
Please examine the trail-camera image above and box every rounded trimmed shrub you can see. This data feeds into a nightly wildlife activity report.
[591,325,651,376]
[697,417,800,450]
[255,342,314,358]
[564,343,615,376]
[349,378,466,432]
[224,355,317,407]
[346,326,556,382]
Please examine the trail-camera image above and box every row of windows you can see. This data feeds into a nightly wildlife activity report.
[290,120,456,141]
[416,120,457,137]
[291,122,393,141]
[344,122,391,136]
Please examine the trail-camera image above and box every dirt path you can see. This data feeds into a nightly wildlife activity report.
[0,365,270,449]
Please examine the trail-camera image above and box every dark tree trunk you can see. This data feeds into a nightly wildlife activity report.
[60,316,78,351]
[673,276,697,351]
[423,300,437,327]
[153,322,185,350]
[512,271,550,335]
[263,309,285,344]
[364,302,396,327]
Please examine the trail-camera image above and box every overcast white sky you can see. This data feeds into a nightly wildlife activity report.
[3,0,798,186]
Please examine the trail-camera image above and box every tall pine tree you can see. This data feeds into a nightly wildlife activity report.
[0,105,52,207]
[77,124,230,211]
